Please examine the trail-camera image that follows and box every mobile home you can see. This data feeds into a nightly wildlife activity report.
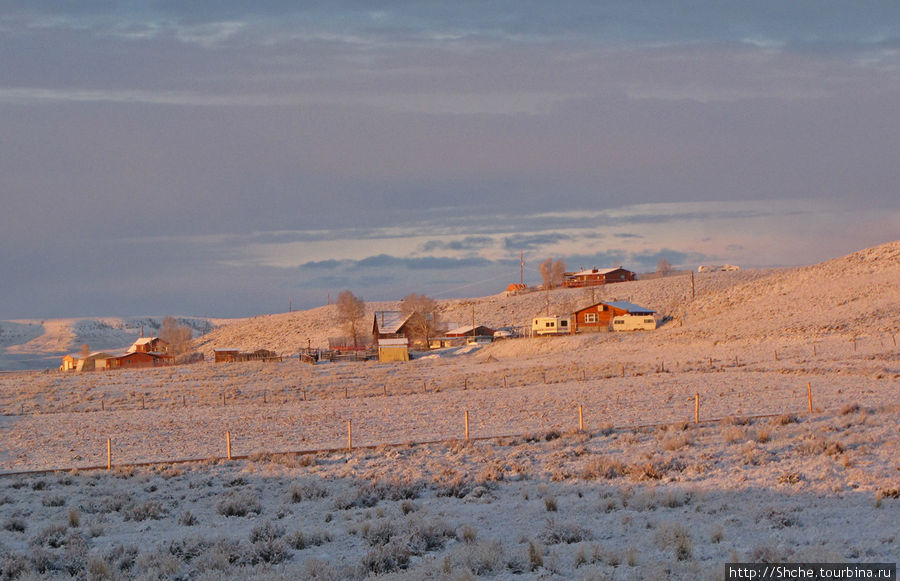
[532,316,573,336]
[612,314,657,331]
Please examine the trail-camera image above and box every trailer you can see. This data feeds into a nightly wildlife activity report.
[532,316,573,336]
[611,315,657,331]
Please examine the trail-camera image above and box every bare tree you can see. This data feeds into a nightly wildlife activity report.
[657,259,673,277]
[159,316,193,356]
[400,293,440,349]
[79,343,91,357]
[335,290,367,350]
[552,259,567,288]
[539,258,567,289]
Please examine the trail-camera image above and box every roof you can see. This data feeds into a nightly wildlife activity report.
[373,311,412,334]
[575,300,655,314]
[604,300,655,314]
[568,267,629,277]
[133,337,161,345]
[445,325,495,337]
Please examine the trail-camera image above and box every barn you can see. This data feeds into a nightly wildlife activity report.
[573,300,656,332]
[563,267,635,288]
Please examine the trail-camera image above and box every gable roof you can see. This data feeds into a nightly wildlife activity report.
[373,311,412,334]
[577,300,655,314]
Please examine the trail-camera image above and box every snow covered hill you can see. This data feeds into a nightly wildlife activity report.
[0,316,222,371]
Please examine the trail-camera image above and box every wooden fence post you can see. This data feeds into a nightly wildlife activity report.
[347,420,352,451]
[464,377,468,390]
[107,438,112,470]
[694,393,700,424]
[465,410,470,440]
[807,382,813,414]
[578,404,584,432]
[226,431,232,460]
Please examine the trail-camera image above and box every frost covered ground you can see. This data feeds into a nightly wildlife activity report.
[0,241,897,579]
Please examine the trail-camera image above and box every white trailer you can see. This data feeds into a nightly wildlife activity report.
[612,314,657,331]
[532,316,573,336]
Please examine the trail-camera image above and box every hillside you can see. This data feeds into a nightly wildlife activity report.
[193,240,900,358]
[0,316,222,371]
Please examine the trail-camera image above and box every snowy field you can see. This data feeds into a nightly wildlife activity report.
[0,241,897,579]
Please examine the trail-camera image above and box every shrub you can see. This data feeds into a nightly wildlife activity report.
[287,529,332,550]
[361,520,396,546]
[582,457,626,480]
[655,522,693,561]
[217,490,262,517]
[124,500,167,522]
[359,540,410,575]
[289,480,328,503]
[458,525,478,544]
[771,414,798,426]
[4,518,26,533]
[541,518,592,544]
[407,518,454,554]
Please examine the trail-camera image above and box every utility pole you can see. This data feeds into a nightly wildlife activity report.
[520,251,525,286]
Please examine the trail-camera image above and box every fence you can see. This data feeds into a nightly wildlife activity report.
[2,376,876,478]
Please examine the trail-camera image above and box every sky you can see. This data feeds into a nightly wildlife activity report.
[2,1,899,319]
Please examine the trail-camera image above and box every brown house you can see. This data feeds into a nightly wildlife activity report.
[115,351,173,369]
[128,337,170,354]
[563,267,635,288]
[372,311,414,343]
[573,300,655,332]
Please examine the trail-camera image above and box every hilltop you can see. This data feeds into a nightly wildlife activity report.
[193,240,900,359]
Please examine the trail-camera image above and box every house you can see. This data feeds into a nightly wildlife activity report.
[60,354,78,371]
[372,311,413,343]
[378,338,409,362]
[75,352,117,371]
[128,337,169,354]
[573,301,656,332]
[563,267,635,288]
[114,351,173,369]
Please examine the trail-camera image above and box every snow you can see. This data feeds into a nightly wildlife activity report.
[0,240,898,579]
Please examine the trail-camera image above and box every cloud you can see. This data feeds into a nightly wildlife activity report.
[503,233,573,251]
[420,236,494,253]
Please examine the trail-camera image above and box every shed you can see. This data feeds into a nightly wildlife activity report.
[214,349,241,363]
[563,267,635,288]
[573,300,656,332]
[445,325,496,338]
[75,352,116,371]
[378,338,409,362]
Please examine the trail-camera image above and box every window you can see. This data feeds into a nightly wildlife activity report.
[584,313,598,323]
[614,319,624,325]
[560,320,568,327]
[546,322,554,328]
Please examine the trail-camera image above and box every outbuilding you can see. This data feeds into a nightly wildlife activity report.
[378,338,409,362]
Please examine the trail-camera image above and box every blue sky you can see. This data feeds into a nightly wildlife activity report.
[2,2,898,318]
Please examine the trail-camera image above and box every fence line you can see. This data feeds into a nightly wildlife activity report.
[0,381,836,478]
